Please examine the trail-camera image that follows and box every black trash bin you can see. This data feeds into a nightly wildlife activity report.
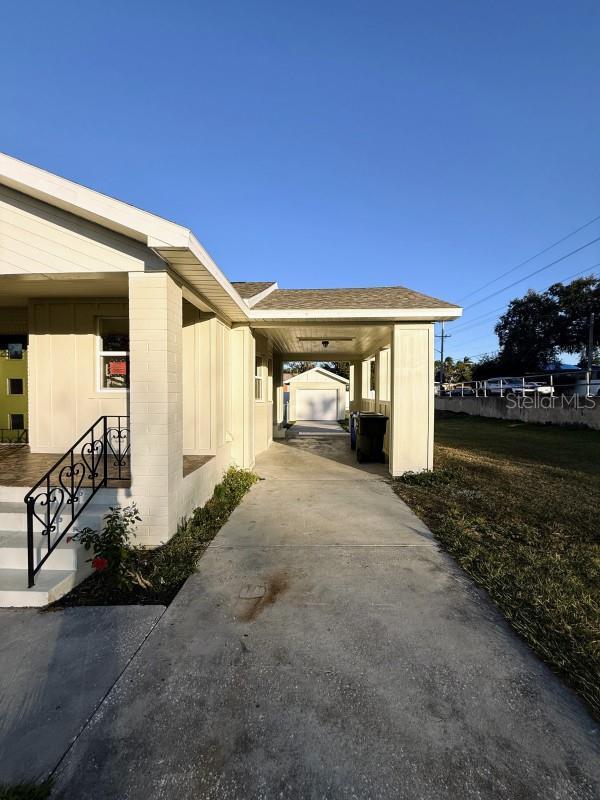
[356,412,388,463]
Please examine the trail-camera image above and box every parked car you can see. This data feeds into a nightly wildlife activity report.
[443,386,476,397]
[480,378,552,396]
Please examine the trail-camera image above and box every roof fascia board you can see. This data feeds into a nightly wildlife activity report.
[0,153,250,321]
[0,152,191,247]
[249,307,462,322]
[287,367,349,384]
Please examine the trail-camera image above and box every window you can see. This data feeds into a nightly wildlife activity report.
[98,318,129,390]
[8,378,23,395]
[7,343,23,359]
[10,413,24,430]
[267,358,273,400]
[255,356,264,400]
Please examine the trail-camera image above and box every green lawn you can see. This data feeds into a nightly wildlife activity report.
[393,412,600,717]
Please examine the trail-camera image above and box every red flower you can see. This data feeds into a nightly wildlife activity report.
[92,556,109,572]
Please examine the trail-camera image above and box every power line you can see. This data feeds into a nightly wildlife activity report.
[451,264,600,340]
[464,236,600,310]
[458,212,600,302]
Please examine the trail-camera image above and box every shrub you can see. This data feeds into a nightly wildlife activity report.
[72,504,142,590]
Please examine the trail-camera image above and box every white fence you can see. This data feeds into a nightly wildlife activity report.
[436,370,600,400]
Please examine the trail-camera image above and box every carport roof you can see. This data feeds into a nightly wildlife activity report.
[252,285,457,310]
[231,281,276,299]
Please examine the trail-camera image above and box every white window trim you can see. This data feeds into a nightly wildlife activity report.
[96,317,129,393]
[7,378,24,396]
[9,413,25,430]
[255,355,264,401]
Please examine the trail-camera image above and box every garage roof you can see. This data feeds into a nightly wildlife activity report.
[252,286,457,310]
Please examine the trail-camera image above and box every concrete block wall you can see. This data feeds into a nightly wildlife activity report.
[128,270,183,544]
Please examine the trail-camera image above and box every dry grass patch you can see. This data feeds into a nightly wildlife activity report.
[394,414,600,717]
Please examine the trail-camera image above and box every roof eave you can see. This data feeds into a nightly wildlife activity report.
[249,306,463,322]
[0,152,250,322]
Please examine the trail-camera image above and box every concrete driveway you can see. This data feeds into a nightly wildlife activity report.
[53,435,599,799]
[287,420,348,436]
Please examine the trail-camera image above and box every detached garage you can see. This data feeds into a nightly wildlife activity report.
[285,367,349,421]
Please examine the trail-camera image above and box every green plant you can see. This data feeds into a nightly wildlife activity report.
[54,467,258,607]
[0,783,52,800]
[72,504,142,589]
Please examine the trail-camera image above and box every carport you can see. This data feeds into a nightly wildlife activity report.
[246,286,462,475]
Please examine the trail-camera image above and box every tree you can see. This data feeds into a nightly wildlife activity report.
[320,361,350,380]
[492,276,600,373]
[285,361,317,375]
[435,356,473,384]
[285,360,350,379]
[549,277,600,366]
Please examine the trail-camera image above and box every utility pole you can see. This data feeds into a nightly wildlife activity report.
[436,321,451,386]
[587,311,595,371]
[586,311,596,395]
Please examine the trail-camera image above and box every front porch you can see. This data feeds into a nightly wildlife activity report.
[0,445,213,487]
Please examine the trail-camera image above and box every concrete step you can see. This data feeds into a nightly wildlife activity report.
[0,566,92,608]
[0,530,89,571]
[0,484,133,504]
[0,501,106,533]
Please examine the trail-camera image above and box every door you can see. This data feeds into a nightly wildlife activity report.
[296,389,338,420]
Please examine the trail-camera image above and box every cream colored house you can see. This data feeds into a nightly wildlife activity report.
[285,367,349,421]
[0,153,461,605]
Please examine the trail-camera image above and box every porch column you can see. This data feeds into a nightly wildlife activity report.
[129,270,183,544]
[374,351,381,407]
[389,323,434,476]
[273,354,286,439]
[230,325,255,468]
[349,360,362,412]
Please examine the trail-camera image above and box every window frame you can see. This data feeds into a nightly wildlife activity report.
[7,377,24,396]
[96,317,130,393]
[255,355,264,401]
[9,413,25,430]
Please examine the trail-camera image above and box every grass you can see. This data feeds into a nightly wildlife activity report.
[52,467,258,608]
[338,417,350,431]
[0,784,52,800]
[393,412,600,717]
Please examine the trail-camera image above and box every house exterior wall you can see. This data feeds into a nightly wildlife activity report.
[0,349,28,432]
[0,185,163,276]
[182,303,234,456]
[27,298,129,452]
[0,307,29,433]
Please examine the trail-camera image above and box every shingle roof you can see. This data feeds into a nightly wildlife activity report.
[231,281,276,299]
[252,286,457,310]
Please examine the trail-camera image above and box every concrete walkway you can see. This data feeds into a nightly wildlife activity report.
[53,437,599,799]
[0,606,164,784]
[287,420,347,436]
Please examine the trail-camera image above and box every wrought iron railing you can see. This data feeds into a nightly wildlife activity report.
[0,428,28,444]
[24,416,130,587]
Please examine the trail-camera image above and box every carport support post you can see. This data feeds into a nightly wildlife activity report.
[273,355,286,438]
[389,323,434,476]
[349,360,363,412]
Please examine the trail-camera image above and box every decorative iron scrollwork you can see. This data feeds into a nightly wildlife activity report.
[24,416,130,587]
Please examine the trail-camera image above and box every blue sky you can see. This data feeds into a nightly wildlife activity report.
[1,1,599,360]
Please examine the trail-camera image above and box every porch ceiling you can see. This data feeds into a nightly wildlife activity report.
[0,273,129,305]
[251,321,392,359]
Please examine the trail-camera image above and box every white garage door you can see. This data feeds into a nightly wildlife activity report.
[296,389,338,421]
